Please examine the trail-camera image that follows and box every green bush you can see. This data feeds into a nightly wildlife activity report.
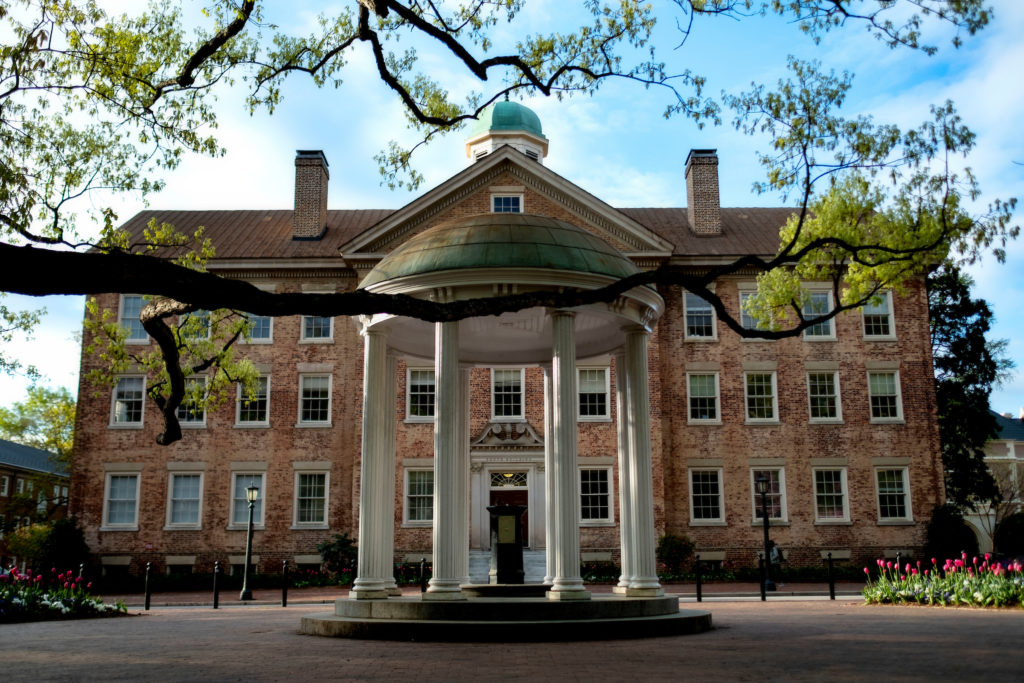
[924,504,979,561]
[656,533,695,575]
[316,533,358,573]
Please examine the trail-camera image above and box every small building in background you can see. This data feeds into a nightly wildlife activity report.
[0,438,70,567]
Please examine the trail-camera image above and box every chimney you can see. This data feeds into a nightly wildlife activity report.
[685,149,721,235]
[293,150,329,240]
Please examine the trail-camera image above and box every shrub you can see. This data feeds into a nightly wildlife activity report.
[995,513,1024,557]
[316,533,358,574]
[4,517,90,575]
[657,533,695,575]
[924,504,979,561]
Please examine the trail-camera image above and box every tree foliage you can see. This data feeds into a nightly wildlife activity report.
[0,385,76,467]
[0,1,1018,445]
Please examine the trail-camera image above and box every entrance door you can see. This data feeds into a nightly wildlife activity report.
[488,470,530,547]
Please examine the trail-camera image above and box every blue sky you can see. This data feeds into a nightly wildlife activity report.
[2,0,1023,413]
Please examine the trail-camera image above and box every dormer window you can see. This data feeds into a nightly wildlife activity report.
[492,195,522,213]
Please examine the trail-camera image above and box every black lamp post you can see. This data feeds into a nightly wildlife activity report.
[239,484,259,601]
[755,474,776,592]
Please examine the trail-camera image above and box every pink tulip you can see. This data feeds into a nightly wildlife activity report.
[931,558,937,564]
[886,561,893,569]
[924,570,930,576]
[984,553,991,561]
[87,582,92,589]
[905,563,911,573]
[911,568,918,575]
[864,567,870,575]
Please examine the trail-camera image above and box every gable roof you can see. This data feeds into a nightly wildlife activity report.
[990,410,1024,442]
[0,438,67,477]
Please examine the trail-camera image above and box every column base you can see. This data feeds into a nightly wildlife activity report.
[422,590,467,601]
[349,588,389,600]
[626,587,664,597]
[546,589,592,601]
[612,585,629,595]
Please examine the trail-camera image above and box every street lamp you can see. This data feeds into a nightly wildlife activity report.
[239,484,259,601]
[755,474,776,592]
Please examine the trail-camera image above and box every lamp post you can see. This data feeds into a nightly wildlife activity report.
[239,484,259,601]
[755,474,776,592]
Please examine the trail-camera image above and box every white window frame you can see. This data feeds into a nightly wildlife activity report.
[293,470,330,529]
[1,475,8,496]
[686,372,721,424]
[812,467,850,524]
[744,371,778,423]
[16,478,24,494]
[110,375,145,428]
[802,289,836,340]
[577,367,611,421]
[867,370,904,423]
[102,473,140,530]
[165,472,204,529]
[119,294,148,344]
[688,468,725,525]
[491,368,525,420]
[491,193,524,214]
[875,467,913,523]
[297,373,332,426]
[403,468,434,526]
[181,310,211,340]
[862,291,896,340]
[300,315,334,343]
[807,371,843,423]
[737,285,772,336]
[235,376,270,427]
[244,314,274,344]
[750,468,788,523]
[579,467,614,525]
[683,291,717,341]
[176,376,208,428]
[229,471,266,529]
[405,367,436,422]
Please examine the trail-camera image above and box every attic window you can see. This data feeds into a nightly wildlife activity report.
[492,195,522,213]
[524,150,539,161]
[474,149,489,160]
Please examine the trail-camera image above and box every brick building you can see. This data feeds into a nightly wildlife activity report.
[70,101,944,584]
[1,438,70,567]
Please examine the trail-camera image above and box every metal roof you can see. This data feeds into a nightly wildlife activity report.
[0,438,67,477]
[467,101,546,139]
[991,410,1024,442]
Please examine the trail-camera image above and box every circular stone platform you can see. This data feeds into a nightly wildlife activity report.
[301,595,711,641]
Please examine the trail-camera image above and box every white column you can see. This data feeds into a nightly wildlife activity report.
[383,350,400,595]
[351,329,394,599]
[425,321,466,600]
[458,366,471,586]
[542,364,556,585]
[613,350,634,594]
[624,325,663,596]
[547,310,590,600]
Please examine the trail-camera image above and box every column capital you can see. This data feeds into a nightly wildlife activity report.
[620,323,649,337]
[546,308,578,320]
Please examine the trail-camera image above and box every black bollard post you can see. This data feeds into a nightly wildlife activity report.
[78,563,85,580]
[420,558,428,594]
[695,554,703,603]
[213,561,221,610]
[759,556,767,602]
[827,552,835,600]
[144,562,152,611]
[896,551,902,573]
[282,560,289,608]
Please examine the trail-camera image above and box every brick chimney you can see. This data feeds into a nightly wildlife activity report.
[685,149,721,235]
[293,150,329,240]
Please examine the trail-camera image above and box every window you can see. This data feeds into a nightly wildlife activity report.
[807,372,841,421]
[1,475,7,496]
[407,368,435,420]
[744,372,777,422]
[182,310,210,339]
[236,376,269,426]
[803,291,834,339]
[862,291,894,338]
[176,377,207,426]
[16,478,24,494]
[103,474,139,528]
[689,469,724,523]
[231,473,264,526]
[813,468,849,522]
[492,368,524,419]
[687,373,719,422]
[299,374,332,425]
[405,470,434,524]
[301,316,333,341]
[580,468,612,523]
[738,290,770,331]
[491,195,522,213]
[295,472,328,526]
[751,469,786,521]
[167,473,202,527]
[683,292,716,339]
[578,368,609,420]
[111,376,145,426]
[246,315,273,343]
[119,294,147,342]
[876,468,911,521]
[868,371,903,422]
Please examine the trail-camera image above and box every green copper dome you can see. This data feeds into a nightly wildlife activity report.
[360,214,637,289]
[467,101,546,139]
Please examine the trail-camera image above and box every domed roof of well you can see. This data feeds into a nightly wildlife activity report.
[467,100,546,139]
[360,214,638,289]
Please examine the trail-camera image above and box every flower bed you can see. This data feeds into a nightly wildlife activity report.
[1,567,127,623]
[863,554,1024,608]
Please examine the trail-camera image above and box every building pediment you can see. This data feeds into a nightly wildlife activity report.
[471,421,545,451]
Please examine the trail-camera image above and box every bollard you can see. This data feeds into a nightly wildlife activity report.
[419,557,428,593]
[759,556,767,602]
[282,560,289,608]
[144,562,152,611]
[695,554,702,603]
[213,561,221,610]
[896,551,902,573]
[78,563,85,580]
[827,552,835,600]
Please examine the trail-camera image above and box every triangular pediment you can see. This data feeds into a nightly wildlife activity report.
[339,146,673,269]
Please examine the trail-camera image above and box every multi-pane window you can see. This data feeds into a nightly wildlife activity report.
[738,290,769,331]
[176,377,207,425]
[112,377,145,426]
[406,470,434,523]
[807,372,841,421]
[247,315,272,342]
[237,377,269,425]
[299,375,331,424]
[751,469,785,521]
[578,368,609,419]
[182,310,210,339]
[16,479,24,494]
[580,468,612,522]
[295,472,327,525]
[868,371,902,421]
[862,291,894,338]
[745,372,777,421]
[687,373,719,422]
[492,369,523,418]
[231,473,264,526]
[119,295,147,341]
[301,316,332,340]
[813,469,848,522]
[803,291,834,338]
[684,292,715,339]
[492,195,522,213]
[168,474,202,526]
[1,475,8,496]
[689,469,723,522]
[104,474,139,527]
[876,468,911,520]
[408,369,436,418]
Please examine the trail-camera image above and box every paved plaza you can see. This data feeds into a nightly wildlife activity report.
[1,591,1021,681]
